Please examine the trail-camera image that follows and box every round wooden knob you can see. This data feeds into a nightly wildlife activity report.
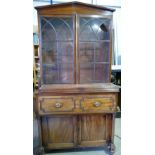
[93,101,101,107]
[55,102,62,108]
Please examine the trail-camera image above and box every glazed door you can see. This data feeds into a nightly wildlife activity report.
[40,16,75,84]
[41,115,77,149]
[78,114,113,147]
[78,16,112,83]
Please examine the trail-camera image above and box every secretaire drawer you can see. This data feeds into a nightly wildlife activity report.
[38,97,74,114]
[80,95,116,112]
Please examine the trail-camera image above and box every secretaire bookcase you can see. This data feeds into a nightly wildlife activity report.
[35,1,119,154]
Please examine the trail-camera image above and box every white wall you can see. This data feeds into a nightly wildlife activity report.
[33,1,50,28]
[96,0,121,7]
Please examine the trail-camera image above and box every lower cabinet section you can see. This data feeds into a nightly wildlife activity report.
[41,114,113,150]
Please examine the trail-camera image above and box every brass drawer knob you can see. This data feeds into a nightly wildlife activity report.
[93,101,101,107]
[55,102,62,108]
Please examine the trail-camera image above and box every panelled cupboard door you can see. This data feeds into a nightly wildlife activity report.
[41,115,77,149]
[78,114,112,147]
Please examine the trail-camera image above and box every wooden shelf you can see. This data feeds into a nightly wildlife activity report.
[33,44,40,91]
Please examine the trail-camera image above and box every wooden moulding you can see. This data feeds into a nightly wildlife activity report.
[39,83,120,94]
[35,2,114,17]
[35,1,115,12]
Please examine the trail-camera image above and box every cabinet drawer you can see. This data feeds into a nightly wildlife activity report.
[38,97,74,114]
[80,96,116,112]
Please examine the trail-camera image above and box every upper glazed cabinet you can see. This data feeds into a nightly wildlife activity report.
[36,2,115,85]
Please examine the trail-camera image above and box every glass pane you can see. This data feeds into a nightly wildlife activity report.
[40,16,74,84]
[95,42,110,62]
[42,42,57,64]
[59,42,74,63]
[41,20,56,41]
[51,18,73,41]
[80,63,94,83]
[95,64,110,82]
[79,42,94,63]
[79,17,111,41]
[43,64,58,84]
[59,63,74,83]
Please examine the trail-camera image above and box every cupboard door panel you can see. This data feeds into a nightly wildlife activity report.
[78,114,112,147]
[41,115,77,149]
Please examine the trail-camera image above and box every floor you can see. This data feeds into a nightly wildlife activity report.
[46,118,121,155]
